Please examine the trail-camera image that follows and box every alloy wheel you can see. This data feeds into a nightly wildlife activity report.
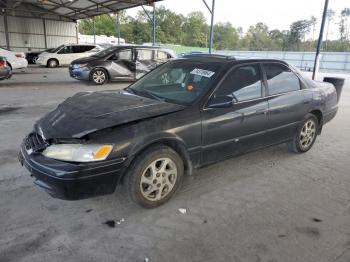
[92,70,106,84]
[299,119,316,150]
[140,158,178,201]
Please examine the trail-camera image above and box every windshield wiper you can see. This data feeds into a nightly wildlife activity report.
[126,87,165,102]
[143,91,166,102]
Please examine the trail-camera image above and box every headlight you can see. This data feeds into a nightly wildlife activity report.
[42,144,113,162]
[74,63,88,69]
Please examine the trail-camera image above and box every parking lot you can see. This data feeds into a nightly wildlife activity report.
[0,66,350,262]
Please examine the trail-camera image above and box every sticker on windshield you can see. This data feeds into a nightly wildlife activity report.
[190,68,215,78]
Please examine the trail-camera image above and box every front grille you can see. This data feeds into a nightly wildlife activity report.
[24,133,47,153]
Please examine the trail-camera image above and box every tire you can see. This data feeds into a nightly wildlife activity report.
[126,145,184,208]
[47,59,58,68]
[90,68,108,85]
[33,56,39,64]
[288,113,319,153]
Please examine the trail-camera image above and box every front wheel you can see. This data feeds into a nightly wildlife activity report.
[126,145,184,208]
[47,59,58,68]
[288,114,318,153]
[90,68,108,85]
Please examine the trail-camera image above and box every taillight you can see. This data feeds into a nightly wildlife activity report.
[0,60,6,68]
[15,53,24,58]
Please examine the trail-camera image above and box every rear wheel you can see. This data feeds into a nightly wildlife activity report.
[91,68,108,85]
[47,59,58,68]
[288,114,318,153]
[126,145,184,208]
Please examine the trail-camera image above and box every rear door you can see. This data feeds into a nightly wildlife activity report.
[263,62,313,144]
[201,63,269,164]
[135,48,156,79]
[108,48,135,80]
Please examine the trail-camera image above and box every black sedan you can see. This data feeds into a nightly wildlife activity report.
[69,45,175,85]
[26,48,55,64]
[19,55,340,208]
[0,56,11,81]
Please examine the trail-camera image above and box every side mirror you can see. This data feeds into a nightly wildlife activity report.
[207,95,233,108]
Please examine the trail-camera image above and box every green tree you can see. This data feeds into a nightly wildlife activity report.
[182,12,208,47]
[325,9,336,50]
[213,22,239,50]
[340,8,350,42]
[244,23,272,51]
[289,19,312,50]
[310,16,317,40]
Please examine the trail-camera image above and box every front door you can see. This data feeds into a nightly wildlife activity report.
[201,63,269,165]
[57,46,75,65]
[108,48,135,80]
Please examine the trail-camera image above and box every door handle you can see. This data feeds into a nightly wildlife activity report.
[255,109,268,115]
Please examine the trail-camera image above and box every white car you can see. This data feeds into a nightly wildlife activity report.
[36,44,108,68]
[0,48,28,69]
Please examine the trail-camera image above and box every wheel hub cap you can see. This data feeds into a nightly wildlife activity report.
[299,119,316,150]
[140,158,177,201]
[93,71,105,83]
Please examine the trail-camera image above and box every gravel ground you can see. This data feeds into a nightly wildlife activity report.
[0,66,349,262]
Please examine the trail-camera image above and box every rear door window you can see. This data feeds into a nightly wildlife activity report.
[137,49,154,61]
[157,51,168,60]
[215,64,263,102]
[263,63,301,95]
[73,45,95,53]
[72,46,84,53]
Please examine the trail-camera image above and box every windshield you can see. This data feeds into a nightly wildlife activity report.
[127,60,222,105]
[48,45,64,53]
[92,46,117,58]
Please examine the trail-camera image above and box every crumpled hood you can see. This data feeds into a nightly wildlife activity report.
[71,55,99,65]
[35,90,185,140]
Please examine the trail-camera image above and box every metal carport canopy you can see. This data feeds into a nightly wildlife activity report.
[1,0,163,20]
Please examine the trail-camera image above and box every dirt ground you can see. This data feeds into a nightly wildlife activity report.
[0,66,349,262]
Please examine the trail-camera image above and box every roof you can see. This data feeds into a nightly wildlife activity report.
[1,0,163,21]
[181,54,288,65]
[183,54,236,61]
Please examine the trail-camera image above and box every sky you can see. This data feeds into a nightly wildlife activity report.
[127,0,349,40]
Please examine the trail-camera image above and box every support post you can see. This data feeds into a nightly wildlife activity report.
[142,4,156,46]
[209,0,215,54]
[4,14,10,50]
[202,0,215,54]
[43,18,48,48]
[116,12,121,45]
[76,21,79,44]
[152,4,156,46]
[93,17,96,45]
[312,0,329,80]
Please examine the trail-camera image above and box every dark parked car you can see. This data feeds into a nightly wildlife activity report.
[0,56,11,80]
[26,48,55,64]
[69,45,176,85]
[19,55,340,208]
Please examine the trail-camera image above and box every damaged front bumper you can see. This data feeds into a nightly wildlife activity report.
[18,141,127,200]
[69,66,91,81]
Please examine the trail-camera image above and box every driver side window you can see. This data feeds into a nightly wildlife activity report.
[215,64,263,102]
[110,49,132,61]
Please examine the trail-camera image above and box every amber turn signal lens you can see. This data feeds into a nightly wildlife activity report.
[93,145,113,160]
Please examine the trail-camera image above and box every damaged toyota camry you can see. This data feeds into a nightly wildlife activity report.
[19,54,340,208]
